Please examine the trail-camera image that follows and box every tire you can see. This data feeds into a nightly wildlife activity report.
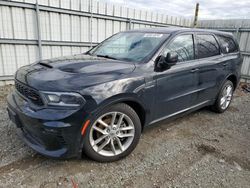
[211,80,234,113]
[82,103,141,162]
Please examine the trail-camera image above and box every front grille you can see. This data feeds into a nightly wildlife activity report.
[57,135,67,146]
[15,80,44,106]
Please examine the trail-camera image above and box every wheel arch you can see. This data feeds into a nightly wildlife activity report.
[122,100,146,131]
[92,94,149,131]
[226,74,238,90]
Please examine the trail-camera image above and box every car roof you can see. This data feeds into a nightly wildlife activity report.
[125,27,233,37]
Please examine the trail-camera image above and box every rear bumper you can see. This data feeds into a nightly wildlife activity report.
[7,90,89,159]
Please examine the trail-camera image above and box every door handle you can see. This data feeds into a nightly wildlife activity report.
[190,68,199,73]
[223,63,227,66]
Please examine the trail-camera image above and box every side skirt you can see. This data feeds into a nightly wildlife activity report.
[148,100,213,126]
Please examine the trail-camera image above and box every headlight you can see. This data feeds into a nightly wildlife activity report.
[41,91,86,107]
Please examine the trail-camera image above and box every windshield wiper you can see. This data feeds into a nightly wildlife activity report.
[96,54,117,60]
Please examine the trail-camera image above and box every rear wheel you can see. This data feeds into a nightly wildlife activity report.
[212,80,234,113]
[82,103,141,162]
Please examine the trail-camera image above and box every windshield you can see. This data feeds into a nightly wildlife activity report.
[89,32,169,62]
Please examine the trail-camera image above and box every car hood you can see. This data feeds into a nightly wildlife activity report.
[15,54,136,91]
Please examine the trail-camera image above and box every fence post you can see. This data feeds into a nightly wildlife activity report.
[236,27,239,40]
[236,26,240,41]
[35,3,42,60]
[128,18,132,30]
[89,0,93,48]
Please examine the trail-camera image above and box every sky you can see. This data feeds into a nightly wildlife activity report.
[103,0,250,19]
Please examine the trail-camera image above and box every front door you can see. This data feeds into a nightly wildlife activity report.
[153,34,199,122]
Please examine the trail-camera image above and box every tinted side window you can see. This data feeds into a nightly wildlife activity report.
[162,35,194,62]
[196,34,220,59]
[217,35,238,53]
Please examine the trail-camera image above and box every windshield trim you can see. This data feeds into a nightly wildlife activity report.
[86,32,170,64]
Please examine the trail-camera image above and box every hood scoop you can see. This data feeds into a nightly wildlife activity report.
[38,62,53,69]
[34,54,135,75]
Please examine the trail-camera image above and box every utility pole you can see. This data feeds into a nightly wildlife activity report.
[193,3,199,27]
[90,0,93,48]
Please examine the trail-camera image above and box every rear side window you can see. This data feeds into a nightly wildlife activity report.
[217,35,238,53]
[162,34,194,62]
[196,34,220,59]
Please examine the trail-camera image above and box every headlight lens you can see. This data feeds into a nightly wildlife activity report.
[47,94,60,103]
[41,91,85,107]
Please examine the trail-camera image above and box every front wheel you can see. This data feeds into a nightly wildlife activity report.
[82,103,141,162]
[211,80,234,113]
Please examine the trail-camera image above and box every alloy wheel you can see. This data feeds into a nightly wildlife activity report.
[220,84,233,110]
[89,112,135,157]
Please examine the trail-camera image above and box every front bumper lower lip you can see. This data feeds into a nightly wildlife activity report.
[16,128,67,158]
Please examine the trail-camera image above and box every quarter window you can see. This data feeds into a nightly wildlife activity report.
[162,35,194,62]
[217,35,238,53]
[196,34,220,59]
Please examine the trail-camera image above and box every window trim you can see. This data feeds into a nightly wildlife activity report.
[215,34,239,54]
[158,33,196,64]
[194,33,222,60]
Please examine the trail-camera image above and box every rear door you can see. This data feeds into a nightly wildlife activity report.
[194,33,224,104]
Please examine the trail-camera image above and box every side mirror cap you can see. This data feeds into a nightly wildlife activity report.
[156,52,178,71]
[166,52,178,64]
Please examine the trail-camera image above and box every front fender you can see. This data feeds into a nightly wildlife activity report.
[80,76,146,110]
[91,93,148,115]
[80,74,157,123]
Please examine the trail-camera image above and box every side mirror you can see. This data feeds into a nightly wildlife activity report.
[156,52,178,71]
[166,52,178,65]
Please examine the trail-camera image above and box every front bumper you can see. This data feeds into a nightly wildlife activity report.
[7,90,89,159]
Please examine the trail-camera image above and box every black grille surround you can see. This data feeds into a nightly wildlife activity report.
[15,80,44,106]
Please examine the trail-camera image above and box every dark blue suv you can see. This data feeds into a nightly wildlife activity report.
[7,28,242,162]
